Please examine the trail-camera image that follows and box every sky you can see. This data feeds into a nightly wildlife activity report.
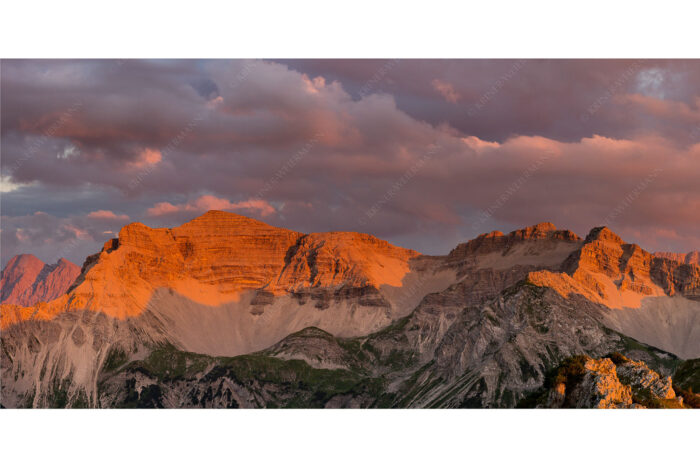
[1,59,699,267]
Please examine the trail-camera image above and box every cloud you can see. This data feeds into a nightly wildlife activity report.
[283,59,700,144]
[1,175,34,193]
[146,195,276,218]
[617,93,700,123]
[0,210,135,267]
[2,59,700,265]
[87,210,130,221]
[125,148,162,170]
[431,79,461,103]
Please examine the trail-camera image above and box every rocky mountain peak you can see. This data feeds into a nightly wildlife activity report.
[512,221,556,238]
[655,250,700,266]
[530,221,700,310]
[0,255,80,307]
[448,222,581,260]
[5,253,44,269]
[2,211,422,324]
[584,226,623,245]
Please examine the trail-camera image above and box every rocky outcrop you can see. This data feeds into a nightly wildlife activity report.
[574,358,635,408]
[1,255,80,307]
[542,355,686,408]
[262,327,364,371]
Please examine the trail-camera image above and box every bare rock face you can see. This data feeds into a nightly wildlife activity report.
[562,227,659,300]
[615,357,676,400]
[0,255,45,305]
[543,355,684,409]
[529,226,700,307]
[60,211,306,319]
[447,222,581,270]
[650,257,700,300]
[577,358,634,408]
[1,211,421,326]
[655,251,700,266]
[273,231,419,292]
[443,222,583,303]
[524,226,700,358]
[0,255,80,307]
[262,327,362,371]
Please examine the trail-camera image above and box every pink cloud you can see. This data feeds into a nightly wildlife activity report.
[302,75,327,94]
[431,79,461,103]
[87,210,130,221]
[63,225,90,239]
[618,93,700,123]
[146,195,276,218]
[126,148,162,170]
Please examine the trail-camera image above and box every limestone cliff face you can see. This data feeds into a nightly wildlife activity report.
[522,226,700,358]
[1,211,422,326]
[443,222,583,304]
[529,226,700,308]
[563,227,659,297]
[0,255,80,307]
[650,257,700,300]
[273,232,419,292]
[447,222,581,269]
[61,211,305,319]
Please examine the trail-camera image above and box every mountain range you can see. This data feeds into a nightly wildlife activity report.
[1,211,698,408]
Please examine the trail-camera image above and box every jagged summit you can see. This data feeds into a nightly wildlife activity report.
[448,222,581,260]
[584,226,624,245]
[530,223,700,314]
[4,253,43,268]
[655,250,700,266]
[513,221,556,236]
[0,255,80,307]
